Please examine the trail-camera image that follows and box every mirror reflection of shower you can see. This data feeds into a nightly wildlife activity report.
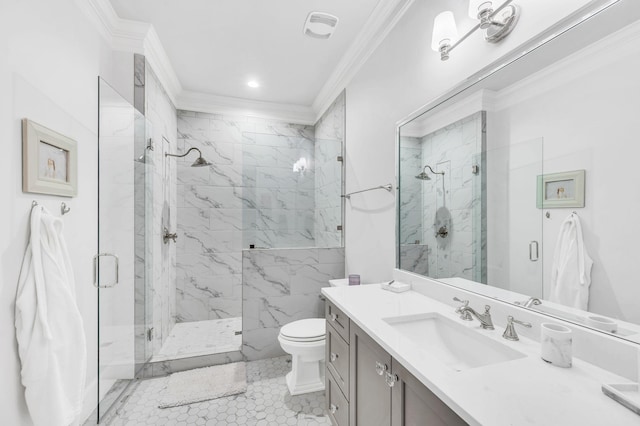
[415,164,444,180]
[417,164,447,205]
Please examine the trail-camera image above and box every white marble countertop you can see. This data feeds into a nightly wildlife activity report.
[321,284,640,426]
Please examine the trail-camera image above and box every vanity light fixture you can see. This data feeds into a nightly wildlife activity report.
[431,0,520,61]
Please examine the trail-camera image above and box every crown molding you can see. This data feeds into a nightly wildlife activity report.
[77,0,415,124]
[311,0,415,121]
[75,0,182,105]
[177,91,316,125]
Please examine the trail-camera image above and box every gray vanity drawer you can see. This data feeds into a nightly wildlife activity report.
[326,301,350,342]
[327,373,350,426]
[326,324,350,397]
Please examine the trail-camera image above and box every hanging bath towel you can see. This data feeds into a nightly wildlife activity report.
[15,205,87,426]
[549,213,594,310]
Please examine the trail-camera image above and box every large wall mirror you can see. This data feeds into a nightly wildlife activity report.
[397,0,640,344]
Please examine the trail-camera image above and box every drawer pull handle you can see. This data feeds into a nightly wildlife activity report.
[375,362,388,376]
[330,404,338,414]
[331,313,338,321]
[385,372,399,387]
[330,352,338,362]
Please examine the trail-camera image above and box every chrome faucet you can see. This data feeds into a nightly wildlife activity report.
[457,304,494,330]
[517,297,542,308]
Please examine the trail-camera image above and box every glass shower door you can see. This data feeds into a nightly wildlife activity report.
[96,78,153,422]
[482,138,544,296]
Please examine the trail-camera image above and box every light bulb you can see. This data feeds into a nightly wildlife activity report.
[431,11,458,52]
[247,80,260,88]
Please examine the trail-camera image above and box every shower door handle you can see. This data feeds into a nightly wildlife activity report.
[529,241,539,262]
[93,253,120,288]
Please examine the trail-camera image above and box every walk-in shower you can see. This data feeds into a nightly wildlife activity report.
[96,70,345,423]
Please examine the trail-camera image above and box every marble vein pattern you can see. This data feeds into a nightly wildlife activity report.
[176,108,344,325]
[242,248,345,361]
[102,356,331,426]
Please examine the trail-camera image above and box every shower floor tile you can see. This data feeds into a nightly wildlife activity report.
[106,356,331,426]
[153,318,242,362]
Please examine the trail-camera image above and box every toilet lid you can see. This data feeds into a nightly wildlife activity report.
[280,318,325,341]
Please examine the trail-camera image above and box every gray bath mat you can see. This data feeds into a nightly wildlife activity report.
[158,362,247,408]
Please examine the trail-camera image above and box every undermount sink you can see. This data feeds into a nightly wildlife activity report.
[383,312,526,372]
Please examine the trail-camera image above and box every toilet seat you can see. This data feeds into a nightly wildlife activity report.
[279,318,325,342]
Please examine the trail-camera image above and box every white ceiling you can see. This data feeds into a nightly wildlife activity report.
[109,0,381,107]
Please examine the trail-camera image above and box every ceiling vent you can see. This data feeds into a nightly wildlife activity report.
[303,12,339,39]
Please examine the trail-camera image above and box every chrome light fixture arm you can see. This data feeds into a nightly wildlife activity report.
[438,0,519,61]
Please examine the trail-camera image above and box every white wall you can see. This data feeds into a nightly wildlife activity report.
[0,0,130,423]
[344,0,594,282]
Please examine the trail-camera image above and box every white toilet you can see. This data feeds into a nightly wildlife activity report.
[277,318,326,395]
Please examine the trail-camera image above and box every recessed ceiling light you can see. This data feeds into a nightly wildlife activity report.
[247,80,259,88]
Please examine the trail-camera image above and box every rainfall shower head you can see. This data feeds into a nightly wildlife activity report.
[165,147,212,167]
[416,171,431,180]
[416,165,444,180]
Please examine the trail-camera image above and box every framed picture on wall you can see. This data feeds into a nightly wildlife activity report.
[536,170,585,208]
[22,118,78,197]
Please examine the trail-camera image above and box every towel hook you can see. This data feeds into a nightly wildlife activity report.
[61,202,71,215]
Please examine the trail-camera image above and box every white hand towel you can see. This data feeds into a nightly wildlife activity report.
[15,206,87,426]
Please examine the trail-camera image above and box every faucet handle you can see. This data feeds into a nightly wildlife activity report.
[453,297,473,321]
[502,315,532,341]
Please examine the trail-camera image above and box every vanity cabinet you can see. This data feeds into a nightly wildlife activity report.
[391,361,466,426]
[349,322,392,425]
[329,314,466,426]
[326,301,351,426]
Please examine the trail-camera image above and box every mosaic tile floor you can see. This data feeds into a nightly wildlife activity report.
[108,356,332,426]
[153,318,242,362]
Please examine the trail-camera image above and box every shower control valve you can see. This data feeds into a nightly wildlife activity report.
[163,227,178,244]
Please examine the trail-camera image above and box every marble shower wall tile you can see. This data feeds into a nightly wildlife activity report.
[176,110,320,323]
[135,57,179,358]
[399,138,423,245]
[314,91,344,248]
[242,247,345,361]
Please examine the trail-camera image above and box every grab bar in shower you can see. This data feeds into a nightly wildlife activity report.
[341,184,393,199]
